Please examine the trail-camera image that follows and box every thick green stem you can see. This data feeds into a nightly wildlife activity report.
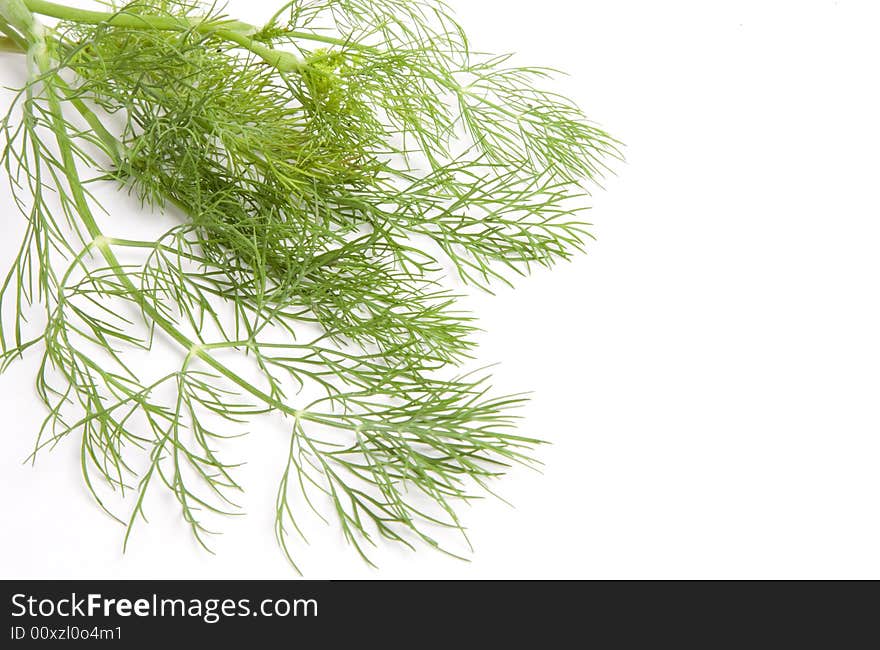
[7,0,379,77]
[24,0,369,50]
[23,0,304,72]
[0,0,35,34]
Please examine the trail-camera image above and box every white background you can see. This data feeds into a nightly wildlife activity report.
[2,0,880,579]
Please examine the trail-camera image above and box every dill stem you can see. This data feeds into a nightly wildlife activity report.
[22,0,306,71]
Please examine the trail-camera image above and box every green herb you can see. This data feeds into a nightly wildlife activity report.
[0,0,620,571]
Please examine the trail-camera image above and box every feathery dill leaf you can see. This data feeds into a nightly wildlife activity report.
[0,0,620,570]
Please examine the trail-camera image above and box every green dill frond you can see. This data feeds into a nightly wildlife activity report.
[0,0,621,571]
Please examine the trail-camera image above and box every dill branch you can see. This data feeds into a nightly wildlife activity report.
[0,0,621,571]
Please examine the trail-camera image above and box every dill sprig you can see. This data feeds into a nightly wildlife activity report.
[0,0,620,571]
